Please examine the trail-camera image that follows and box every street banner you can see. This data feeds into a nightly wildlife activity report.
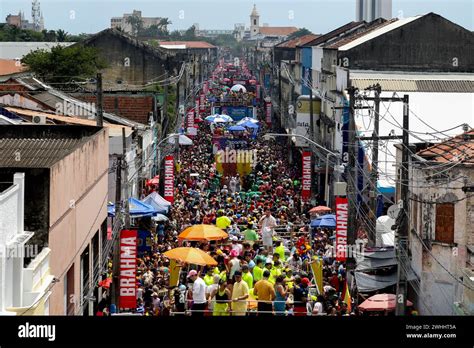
[186,110,196,136]
[265,101,272,125]
[195,98,200,119]
[119,229,137,309]
[164,156,174,203]
[301,151,311,201]
[200,93,205,112]
[137,229,152,257]
[256,84,261,102]
[336,197,349,261]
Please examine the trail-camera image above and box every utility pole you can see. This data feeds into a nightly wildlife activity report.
[111,153,122,309]
[368,84,381,246]
[96,73,103,127]
[346,85,358,273]
[122,127,130,229]
[396,94,410,316]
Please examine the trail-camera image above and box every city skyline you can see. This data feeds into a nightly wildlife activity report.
[1,0,472,35]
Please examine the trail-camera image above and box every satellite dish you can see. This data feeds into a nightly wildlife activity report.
[387,204,401,220]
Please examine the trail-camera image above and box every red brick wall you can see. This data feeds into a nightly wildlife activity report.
[72,93,154,125]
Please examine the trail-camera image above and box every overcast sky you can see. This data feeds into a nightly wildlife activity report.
[1,0,472,35]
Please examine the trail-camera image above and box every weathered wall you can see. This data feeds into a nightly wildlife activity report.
[48,128,109,315]
[409,165,473,314]
[339,13,474,72]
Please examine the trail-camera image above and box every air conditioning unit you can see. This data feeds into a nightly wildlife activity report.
[32,115,46,124]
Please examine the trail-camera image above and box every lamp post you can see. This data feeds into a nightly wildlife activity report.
[264,133,341,206]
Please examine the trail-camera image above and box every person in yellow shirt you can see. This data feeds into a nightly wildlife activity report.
[269,261,282,285]
[231,271,249,316]
[274,241,286,262]
[216,211,232,230]
[252,259,264,283]
[241,264,253,289]
[203,268,215,286]
[284,269,294,290]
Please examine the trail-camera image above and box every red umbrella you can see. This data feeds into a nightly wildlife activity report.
[359,294,413,312]
[98,277,112,289]
[309,206,332,214]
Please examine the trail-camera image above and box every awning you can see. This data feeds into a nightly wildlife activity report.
[141,191,171,214]
[355,248,397,272]
[355,270,417,293]
[107,198,158,218]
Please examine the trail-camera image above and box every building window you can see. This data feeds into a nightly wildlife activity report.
[254,19,257,25]
[435,203,454,244]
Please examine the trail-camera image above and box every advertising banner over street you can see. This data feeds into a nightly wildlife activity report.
[301,151,311,201]
[164,156,174,203]
[200,93,205,112]
[195,98,200,119]
[187,110,196,136]
[336,197,348,261]
[265,101,272,125]
[119,229,137,309]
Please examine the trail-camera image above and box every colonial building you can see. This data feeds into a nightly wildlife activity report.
[110,10,167,35]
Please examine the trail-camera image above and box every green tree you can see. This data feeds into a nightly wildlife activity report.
[56,29,68,42]
[22,44,107,85]
[126,14,143,37]
[182,25,197,40]
[287,28,312,40]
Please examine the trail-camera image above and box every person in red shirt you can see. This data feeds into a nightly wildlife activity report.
[329,271,340,292]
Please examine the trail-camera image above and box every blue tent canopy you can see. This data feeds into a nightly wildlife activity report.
[310,214,336,228]
[108,198,158,218]
[228,125,246,132]
[240,120,259,129]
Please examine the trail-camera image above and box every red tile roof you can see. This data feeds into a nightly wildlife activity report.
[417,129,474,163]
[259,26,299,36]
[0,59,26,76]
[275,34,320,48]
[158,41,216,49]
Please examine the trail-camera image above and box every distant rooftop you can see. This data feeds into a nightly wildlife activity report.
[417,129,474,164]
[0,42,74,60]
[275,34,319,49]
[259,27,299,36]
[157,41,217,49]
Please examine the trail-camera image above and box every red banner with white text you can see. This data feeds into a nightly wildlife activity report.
[119,229,137,309]
[164,156,174,203]
[301,151,311,201]
[336,197,348,261]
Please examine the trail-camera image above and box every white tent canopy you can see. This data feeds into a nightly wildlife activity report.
[141,192,171,214]
[375,215,395,247]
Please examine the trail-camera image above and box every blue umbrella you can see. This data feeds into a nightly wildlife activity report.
[240,120,259,129]
[228,125,246,132]
[310,214,336,228]
[108,198,158,218]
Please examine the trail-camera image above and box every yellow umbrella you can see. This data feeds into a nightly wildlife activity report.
[163,247,218,266]
[178,224,228,241]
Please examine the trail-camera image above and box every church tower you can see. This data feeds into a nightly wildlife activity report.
[250,4,260,38]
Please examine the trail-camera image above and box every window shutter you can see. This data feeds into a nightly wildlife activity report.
[435,203,454,244]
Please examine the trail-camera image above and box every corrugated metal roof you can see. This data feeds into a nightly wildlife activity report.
[302,21,365,47]
[0,137,85,168]
[158,41,216,49]
[339,15,423,51]
[0,42,73,59]
[351,78,474,92]
[275,34,319,48]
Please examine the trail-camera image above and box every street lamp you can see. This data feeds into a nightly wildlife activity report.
[264,133,342,205]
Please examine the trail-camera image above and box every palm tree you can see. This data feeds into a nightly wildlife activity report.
[56,29,68,42]
[126,14,143,37]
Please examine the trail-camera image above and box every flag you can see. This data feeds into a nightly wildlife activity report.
[343,280,352,313]
[310,256,323,294]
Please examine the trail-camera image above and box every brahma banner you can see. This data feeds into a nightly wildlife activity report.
[199,93,205,112]
[163,156,174,203]
[265,101,272,125]
[336,197,348,261]
[187,110,196,136]
[301,151,311,201]
[119,229,137,309]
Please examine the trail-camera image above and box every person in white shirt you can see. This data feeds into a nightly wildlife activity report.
[259,209,277,251]
[206,274,221,313]
[187,270,207,316]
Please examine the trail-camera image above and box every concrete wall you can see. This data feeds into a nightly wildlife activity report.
[48,128,109,315]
